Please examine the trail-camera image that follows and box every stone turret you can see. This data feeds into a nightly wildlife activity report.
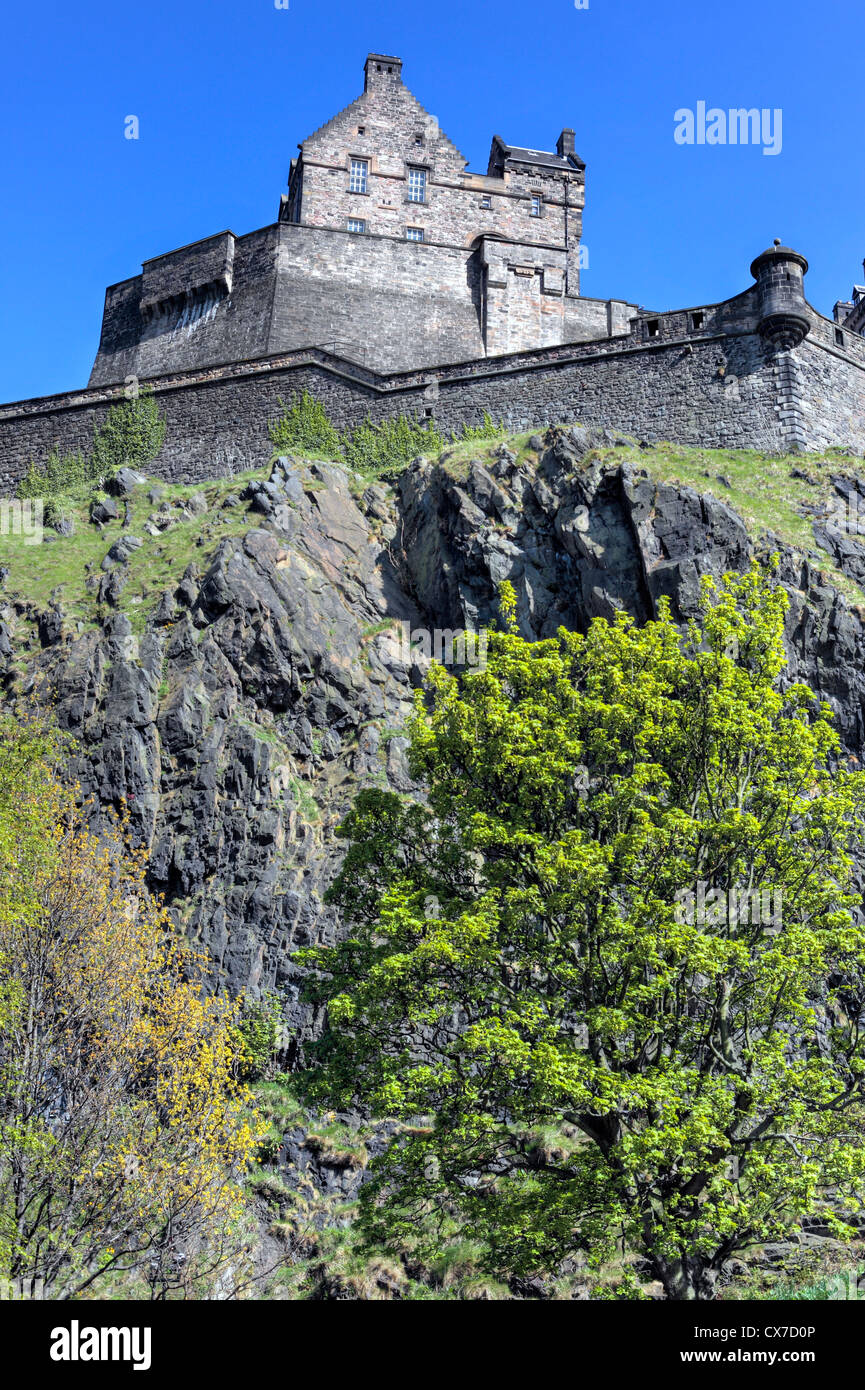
[750,239,810,348]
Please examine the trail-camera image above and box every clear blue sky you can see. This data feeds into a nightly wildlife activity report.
[1,0,862,402]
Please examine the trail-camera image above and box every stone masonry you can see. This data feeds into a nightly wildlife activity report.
[834,256,865,339]
[88,52,635,386]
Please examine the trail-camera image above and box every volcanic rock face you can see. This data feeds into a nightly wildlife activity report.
[13,429,865,1046]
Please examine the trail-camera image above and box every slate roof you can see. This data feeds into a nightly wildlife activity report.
[502,144,585,170]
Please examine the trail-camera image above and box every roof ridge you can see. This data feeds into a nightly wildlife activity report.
[399,88,468,166]
[299,82,468,167]
[299,91,366,146]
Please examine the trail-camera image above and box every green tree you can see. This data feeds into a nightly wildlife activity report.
[299,565,865,1300]
[453,410,506,443]
[233,992,283,1081]
[90,389,165,481]
[0,718,262,1300]
[17,450,93,502]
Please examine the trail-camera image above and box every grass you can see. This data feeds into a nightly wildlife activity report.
[0,467,263,638]
[288,775,319,823]
[723,1249,865,1301]
[245,1081,865,1301]
[3,428,865,721]
[435,428,539,482]
[5,430,862,641]
[611,439,865,605]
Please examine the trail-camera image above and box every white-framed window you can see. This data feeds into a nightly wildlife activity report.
[347,218,366,233]
[406,226,424,242]
[530,193,542,217]
[349,158,368,193]
[407,166,427,203]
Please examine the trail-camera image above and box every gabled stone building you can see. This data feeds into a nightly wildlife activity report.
[2,51,864,488]
[834,261,865,337]
[88,52,636,387]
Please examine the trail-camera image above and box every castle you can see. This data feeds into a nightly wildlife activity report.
[0,51,863,489]
[89,51,633,385]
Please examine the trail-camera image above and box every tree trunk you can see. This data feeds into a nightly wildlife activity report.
[657,1255,718,1301]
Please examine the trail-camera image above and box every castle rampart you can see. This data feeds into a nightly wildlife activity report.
[3,285,864,494]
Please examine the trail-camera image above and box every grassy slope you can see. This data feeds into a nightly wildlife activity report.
[2,431,862,640]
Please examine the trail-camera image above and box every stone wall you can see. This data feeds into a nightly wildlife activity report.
[269,223,485,370]
[90,227,279,387]
[140,231,236,317]
[792,337,865,453]
[89,216,637,387]
[89,52,594,385]
[5,306,864,495]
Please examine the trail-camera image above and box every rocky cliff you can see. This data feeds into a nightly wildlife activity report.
[4,425,865,1056]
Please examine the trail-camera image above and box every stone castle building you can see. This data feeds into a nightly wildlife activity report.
[89,52,635,386]
[834,262,865,339]
[0,51,863,486]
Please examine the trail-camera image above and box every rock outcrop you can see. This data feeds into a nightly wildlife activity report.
[7,428,865,1052]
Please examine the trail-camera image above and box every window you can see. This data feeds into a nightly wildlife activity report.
[836,328,845,346]
[349,159,368,193]
[406,226,424,242]
[407,166,427,203]
[347,218,366,234]
[414,134,424,145]
[357,125,365,135]
[691,311,705,330]
[646,319,660,339]
[480,195,491,209]
[530,194,542,217]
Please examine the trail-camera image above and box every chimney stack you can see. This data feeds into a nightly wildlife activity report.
[364,53,403,92]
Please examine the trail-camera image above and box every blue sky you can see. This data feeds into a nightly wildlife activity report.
[1,0,862,402]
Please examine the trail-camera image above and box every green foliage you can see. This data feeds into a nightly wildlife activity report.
[342,414,445,477]
[268,390,445,477]
[17,449,95,502]
[17,393,165,508]
[268,390,344,459]
[233,992,283,1082]
[497,579,518,634]
[90,389,166,480]
[453,410,506,443]
[297,562,865,1300]
[0,714,261,1299]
